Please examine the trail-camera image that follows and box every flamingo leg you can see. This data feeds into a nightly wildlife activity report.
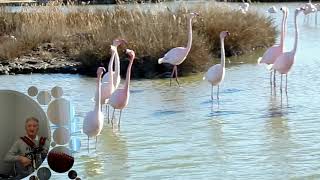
[280,74,283,93]
[270,71,272,86]
[95,136,97,149]
[118,109,122,130]
[87,136,89,153]
[170,66,175,86]
[273,70,276,87]
[217,85,220,101]
[107,105,110,124]
[174,66,180,87]
[211,84,213,101]
[285,74,288,94]
[217,86,220,109]
[111,108,115,129]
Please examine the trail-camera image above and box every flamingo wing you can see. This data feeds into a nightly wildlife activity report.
[109,89,129,109]
[258,45,281,65]
[272,52,294,74]
[83,111,104,137]
[102,71,120,89]
[159,47,188,65]
[204,64,224,85]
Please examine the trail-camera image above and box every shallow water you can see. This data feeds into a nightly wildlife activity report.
[1,2,320,180]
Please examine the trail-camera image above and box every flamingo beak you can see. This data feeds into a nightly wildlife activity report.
[300,7,306,11]
[227,31,230,36]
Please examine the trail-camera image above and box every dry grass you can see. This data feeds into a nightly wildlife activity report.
[0,2,276,74]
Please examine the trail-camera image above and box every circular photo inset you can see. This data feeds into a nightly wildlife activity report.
[29,175,38,180]
[47,98,72,126]
[37,91,52,105]
[53,127,70,145]
[47,146,74,173]
[51,86,63,99]
[0,90,51,179]
[68,170,77,179]
[37,167,51,180]
[28,86,38,97]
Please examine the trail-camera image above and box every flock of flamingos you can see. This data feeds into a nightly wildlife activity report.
[81,1,319,149]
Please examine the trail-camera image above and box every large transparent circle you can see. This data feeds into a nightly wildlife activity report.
[0,90,51,177]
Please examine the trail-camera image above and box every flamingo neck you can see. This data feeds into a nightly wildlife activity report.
[292,13,299,54]
[114,47,120,85]
[124,59,134,93]
[280,9,286,51]
[186,17,193,52]
[108,50,116,84]
[220,37,226,67]
[95,73,102,111]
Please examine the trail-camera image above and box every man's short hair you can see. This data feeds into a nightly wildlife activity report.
[25,117,39,124]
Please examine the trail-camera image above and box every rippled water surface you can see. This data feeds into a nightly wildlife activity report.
[1,2,320,180]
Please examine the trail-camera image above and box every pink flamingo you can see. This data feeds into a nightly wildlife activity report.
[96,46,117,106]
[102,39,127,89]
[258,7,288,87]
[270,7,305,93]
[83,66,106,151]
[158,12,199,86]
[109,49,135,130]
[100,39,127,123]
[203,31,230,101]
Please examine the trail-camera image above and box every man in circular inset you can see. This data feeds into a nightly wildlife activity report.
[4,117,49,179]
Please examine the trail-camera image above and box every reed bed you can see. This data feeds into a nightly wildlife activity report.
[0,2,276,77]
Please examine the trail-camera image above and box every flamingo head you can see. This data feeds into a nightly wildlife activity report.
[280,7,288,14]
[220,31,230,39]
[110,45,117,53]
[126,49,135,61]
[112,39,127,47]
[189,12,200,18]
[96,67,106,76]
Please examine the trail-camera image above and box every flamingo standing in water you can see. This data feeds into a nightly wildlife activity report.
[258,7,288,87]
[102,39,127,89]
[270,7,305,93]
[100,39,127,123]
[203,31,230,101]
[158,12,199,87]
[96,46,117,106]
[83,66,106,151]
[109,49,135,130]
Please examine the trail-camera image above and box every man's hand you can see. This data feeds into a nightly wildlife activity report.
[18,156,31,167]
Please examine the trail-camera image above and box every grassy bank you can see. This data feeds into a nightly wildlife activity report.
[0,2,276,77]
